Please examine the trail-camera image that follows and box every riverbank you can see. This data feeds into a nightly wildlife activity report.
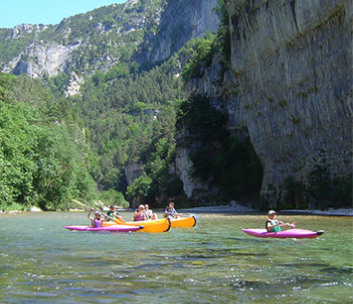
[179,204,353,216]
[1,204,352,216]
[179,203,256,214]
[281,208,353,216]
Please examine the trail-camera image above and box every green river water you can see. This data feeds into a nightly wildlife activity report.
[0,212,352,304]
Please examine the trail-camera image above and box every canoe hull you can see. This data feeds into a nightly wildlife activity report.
[171,216,197,228]
[103,218,171,233]
[64,225,142,232]
[242,228,324,239]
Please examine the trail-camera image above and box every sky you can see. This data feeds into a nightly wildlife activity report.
[0,0,127,28]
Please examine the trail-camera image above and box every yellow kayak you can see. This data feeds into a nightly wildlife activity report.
[102,217,171,233]
[171,215,197,228]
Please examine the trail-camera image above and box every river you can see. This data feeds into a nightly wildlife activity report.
[0,212,352,304]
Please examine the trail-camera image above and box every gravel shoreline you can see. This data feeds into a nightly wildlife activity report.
[281,208,353,216]
[1,205,352,216]
[178,206,353,216]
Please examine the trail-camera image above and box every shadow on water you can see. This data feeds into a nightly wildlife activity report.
[321,267,353,274]
[231,279,271,290]
[278,262,330,268]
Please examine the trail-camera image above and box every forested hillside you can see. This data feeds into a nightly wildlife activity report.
[0,0,164,79]
[0,73,97,211]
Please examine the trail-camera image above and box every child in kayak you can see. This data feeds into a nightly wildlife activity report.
[87,209,106,228]
[164,202,180,219]
[133,205,148,221]
[106,205,122,222]
[266,210,295,232]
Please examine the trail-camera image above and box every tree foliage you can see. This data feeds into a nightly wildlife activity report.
[0,73,98,211]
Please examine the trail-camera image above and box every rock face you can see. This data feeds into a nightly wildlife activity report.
[124,161,143,186]
[65,72,84,97]
[176,147,210,199]
[140,0,220,64]
[225,0,352,205]
[30,206,43,212]
[11,24,48,39]
[4,41,80,78]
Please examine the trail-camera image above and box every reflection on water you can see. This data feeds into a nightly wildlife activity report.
[0,212,352,304]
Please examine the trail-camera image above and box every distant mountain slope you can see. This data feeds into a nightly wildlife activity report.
[0,0,219,96]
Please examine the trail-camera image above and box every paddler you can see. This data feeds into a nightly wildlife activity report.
[133,204,148,221]
[87,209,106,228]
[106,205,122,221]
[145,204,158,220]
[266,210,295,232]
[163,202,180,219]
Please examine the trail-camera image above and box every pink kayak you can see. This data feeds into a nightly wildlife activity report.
[242,228,324,239]
[64,225,143,232]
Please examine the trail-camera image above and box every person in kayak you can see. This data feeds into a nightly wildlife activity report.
[145,204,158,220]
[133,205,148,221]
[106,205,122,222]
[266,210,295,232]
[164,202,180,219]
[87,209,106,228]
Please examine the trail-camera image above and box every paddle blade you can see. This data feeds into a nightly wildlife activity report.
[113,217,126,224]
[72,199,88,208]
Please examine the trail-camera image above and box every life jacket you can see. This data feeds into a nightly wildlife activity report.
[164,206,176,218]
[134,213,146,221]
[266,219,281,232]
[107,210,119,221]
[93,219,102,228]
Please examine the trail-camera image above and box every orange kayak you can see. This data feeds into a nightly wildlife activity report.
[171,215,197,228]
[102,217,171,233]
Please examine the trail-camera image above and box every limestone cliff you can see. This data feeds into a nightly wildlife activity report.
[4,40,81,78]
[124,161,143,186]
[138,0,220,64]
[178,0,352,207]
[224,0,352,205]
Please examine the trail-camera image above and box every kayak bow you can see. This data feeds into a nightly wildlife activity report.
[171,215,197,228]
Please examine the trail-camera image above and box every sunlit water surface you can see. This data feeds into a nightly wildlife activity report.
[0,212,352,304]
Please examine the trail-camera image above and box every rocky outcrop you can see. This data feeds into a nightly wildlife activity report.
[10,24,48,39]
[65,71,84,97]
[176,147,209,198]
[225,0,352,205]
[139,0,220,64]
[4,40,80,78]
[124,161,143,186]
